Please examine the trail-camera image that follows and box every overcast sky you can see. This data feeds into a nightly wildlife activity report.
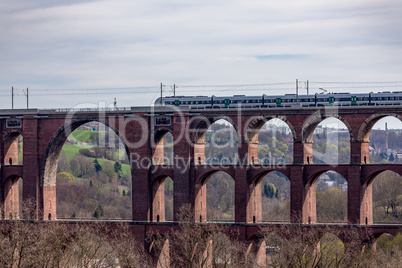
[1,0,402,117]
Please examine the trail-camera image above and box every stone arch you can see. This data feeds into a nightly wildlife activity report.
[366,170,402,225]
[367,232,400,254]
[358,113,402,142]
[302,113,353,143]
[3,175,23,219]
[245,238,266,267]
[309,117,352,164]
[306,167,349,185]
[41,119,131,220]
[149,235,170,268]
[264,230,285,255]
[365,168,402,186]
[152,175,174,222]
[247,117,295,165]
[195,171,235,222]
[3,131,23,166]
[246,115,296,143]
[191,116,239,144]
[304,170,348,224]
[317,232,345,259]
[194,117,239,165]
[251,171,291,223]
[210,232,232,267]
[152,129,174,165]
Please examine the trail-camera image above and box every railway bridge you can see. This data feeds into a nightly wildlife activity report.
[1,104,402,265]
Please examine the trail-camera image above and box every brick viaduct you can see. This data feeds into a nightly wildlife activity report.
[1,104,402,264]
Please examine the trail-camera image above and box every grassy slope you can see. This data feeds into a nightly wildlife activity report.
[62,144,82,161]
[95,158,131,175]
[68,130,94,143]
[62,130,130,175]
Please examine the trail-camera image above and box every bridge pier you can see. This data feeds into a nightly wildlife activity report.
[22,116,41,219]
[294,141,313,164]
[172,116,192,222]
[347,166,373,224]
[351,141,370,164]
[246,239,266,267]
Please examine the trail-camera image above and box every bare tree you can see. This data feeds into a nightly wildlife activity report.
[373,171,402,219]
[151,204,257,268]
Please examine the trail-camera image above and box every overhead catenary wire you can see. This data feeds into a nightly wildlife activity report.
[1,81,402,97]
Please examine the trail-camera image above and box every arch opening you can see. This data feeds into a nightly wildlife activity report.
[153,131,173,165]
[368,116,402,164]
[197,171,235,222]
[257,119,294,165]
[259,171,290,222]
[204,119,238,165]
[264,232,284,266]
[371,171,402,224]
[3,175,23,219]
[211,232,232,267]
[3,132,23,166]
[152,176,174,222]
[312,171,348,223]
[312,118,350,164]
[317,233,345,262]
[44,121,132,220]
[374,233,402,259]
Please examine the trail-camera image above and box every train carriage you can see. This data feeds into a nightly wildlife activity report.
[155,91,402,109]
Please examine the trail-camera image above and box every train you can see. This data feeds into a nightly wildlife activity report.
[155,91,402,109]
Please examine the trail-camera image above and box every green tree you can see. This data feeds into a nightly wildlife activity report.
[264,183,277,198]
[102,161,115,181]
[316,187,347,222]
[114,161,122,173]
[93,204,104,219]
[57,172,75,182]
[89,131,99,144]
[93,159,102,172]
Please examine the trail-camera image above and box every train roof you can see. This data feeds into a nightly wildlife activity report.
[155,91,402,103]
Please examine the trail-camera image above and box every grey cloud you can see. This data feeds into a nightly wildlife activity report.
[1,0,402,109]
